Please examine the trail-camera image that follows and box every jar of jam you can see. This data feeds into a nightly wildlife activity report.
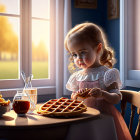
[13,90,30,116]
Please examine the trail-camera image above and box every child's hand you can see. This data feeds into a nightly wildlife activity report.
[88,88,103,98]
[71,89,87,100]
[71,91,78,100]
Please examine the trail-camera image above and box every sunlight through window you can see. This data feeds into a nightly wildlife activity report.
[32,0,50,79]
[0,0,20,79]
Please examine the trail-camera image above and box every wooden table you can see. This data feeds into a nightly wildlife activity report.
[0,105,100,140]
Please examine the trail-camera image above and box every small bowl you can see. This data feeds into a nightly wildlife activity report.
[0,104,11,117]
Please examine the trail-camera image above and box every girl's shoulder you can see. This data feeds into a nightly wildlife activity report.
[69,70,82,78]
[69,70,85,81]
[66,71,80,91]
[67,70,83,83]
[103,67,122,88]
[104,67,120,77]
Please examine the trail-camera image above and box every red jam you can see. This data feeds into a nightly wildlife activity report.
[13,100,30,114]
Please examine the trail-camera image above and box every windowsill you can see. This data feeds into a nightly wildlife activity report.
[128,70,140,80]
[125,80,140,88]
[122,70,140,88]
[0,86,56,97]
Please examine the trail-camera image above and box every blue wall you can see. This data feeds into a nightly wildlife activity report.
[103,1,120,70]
[71,0,138,138]
[72,0,120,70]
[71,0,105,28]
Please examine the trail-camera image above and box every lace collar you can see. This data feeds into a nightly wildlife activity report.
[76,66,106,81]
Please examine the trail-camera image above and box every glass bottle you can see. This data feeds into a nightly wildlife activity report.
[13,90,30,116]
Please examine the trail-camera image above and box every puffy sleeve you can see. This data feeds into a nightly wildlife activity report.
[104,68,122,89]
[66,72,79,92]
[104,68,122,99]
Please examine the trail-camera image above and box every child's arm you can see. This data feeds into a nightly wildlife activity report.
[89,82,121,104]
[99,68,122,104]
[102,82,121,104]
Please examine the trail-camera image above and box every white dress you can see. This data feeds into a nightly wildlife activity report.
[66,66,132,140]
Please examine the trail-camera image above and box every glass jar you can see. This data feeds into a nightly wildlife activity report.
[13,90,30,116]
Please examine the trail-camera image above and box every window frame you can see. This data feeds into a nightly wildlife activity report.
[0,0,56,95]
[120,0,140,88]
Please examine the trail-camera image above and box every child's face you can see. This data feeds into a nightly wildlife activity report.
[68,43,99,69]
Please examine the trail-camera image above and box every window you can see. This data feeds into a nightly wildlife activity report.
[0,0,56,94]
[120,0,140,88]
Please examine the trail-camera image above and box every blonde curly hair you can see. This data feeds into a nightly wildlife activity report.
[64,22,116,73]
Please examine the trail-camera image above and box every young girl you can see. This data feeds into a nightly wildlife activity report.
[64,23,132,140]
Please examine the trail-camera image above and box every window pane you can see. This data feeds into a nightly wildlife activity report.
[32,19,50,79]
[32,0,50,19]
[0,0,20,15]
[0,16,19,79]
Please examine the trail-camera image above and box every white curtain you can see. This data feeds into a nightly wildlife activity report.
[56,0,72,98]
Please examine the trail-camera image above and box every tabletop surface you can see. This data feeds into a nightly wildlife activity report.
[0,104,100,129]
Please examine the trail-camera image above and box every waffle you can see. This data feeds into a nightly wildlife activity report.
[37,97,87,117]
[76,88,91,99]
